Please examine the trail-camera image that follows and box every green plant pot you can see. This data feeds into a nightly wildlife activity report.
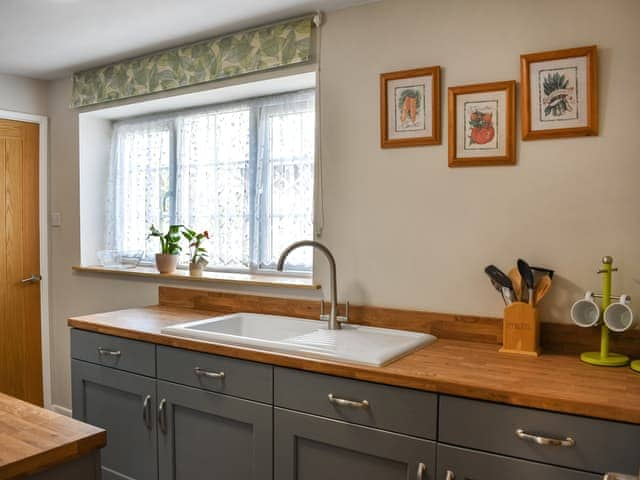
[155,254,178,274]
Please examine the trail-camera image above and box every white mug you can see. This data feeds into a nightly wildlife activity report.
[604,295,634,332]
[571,291,600,328]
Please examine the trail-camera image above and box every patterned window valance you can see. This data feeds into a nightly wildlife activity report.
[71,16,314,108]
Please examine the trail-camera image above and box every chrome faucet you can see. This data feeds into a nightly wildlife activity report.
[277,240,347,330]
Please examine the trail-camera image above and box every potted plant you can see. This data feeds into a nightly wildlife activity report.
[182,228,209,276]
[148,225,182,274]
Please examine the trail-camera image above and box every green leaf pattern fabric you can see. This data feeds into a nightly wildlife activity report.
[71,16,313,108]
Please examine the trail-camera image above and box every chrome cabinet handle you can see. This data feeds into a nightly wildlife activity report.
[142,395,151,429]
[445,470,455,480]
[516,429,575,447]
[21,274,42,284]
[416,462,427,480]
[327,393,369,408]
[97,347,121,357]
[158,398,167,433]
[194,367,225,379]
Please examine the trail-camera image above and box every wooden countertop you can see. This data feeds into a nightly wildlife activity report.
[0,393,105,479]
[68,306,640,425]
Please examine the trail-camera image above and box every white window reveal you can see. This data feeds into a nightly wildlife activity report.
[106,89,316,273]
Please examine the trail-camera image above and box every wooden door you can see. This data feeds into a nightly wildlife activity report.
[0,119,42,405]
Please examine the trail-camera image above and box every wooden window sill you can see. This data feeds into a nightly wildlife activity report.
[72,265,320,290]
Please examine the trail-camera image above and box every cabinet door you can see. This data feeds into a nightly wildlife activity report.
[437,444,601,480]
[275,407,436,480]
[72,359,158,480]
[157,380,272,480]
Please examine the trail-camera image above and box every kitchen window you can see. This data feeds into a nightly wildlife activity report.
[106,89,316,273]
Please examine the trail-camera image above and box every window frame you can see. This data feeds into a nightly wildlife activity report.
[109,89,316,277]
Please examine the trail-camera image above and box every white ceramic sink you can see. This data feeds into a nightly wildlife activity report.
[161,312,436,367]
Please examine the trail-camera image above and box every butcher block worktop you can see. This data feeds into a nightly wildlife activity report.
[0,393,105,479]
[68,287,640,426]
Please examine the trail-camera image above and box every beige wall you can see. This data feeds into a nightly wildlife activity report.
[46,0,640,409]
[0,73,48,115]
[317,0,640,320]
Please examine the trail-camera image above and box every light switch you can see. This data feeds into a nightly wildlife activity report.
[50,212,61,227]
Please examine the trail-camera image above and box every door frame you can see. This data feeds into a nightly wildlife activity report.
[0,109,51,408]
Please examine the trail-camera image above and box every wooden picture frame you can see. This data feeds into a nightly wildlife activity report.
[448,80,516,167]
[380,66,440,148]
[521,45,598,140]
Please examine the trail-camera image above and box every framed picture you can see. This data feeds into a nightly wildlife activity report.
[380,66,440,148]
[521,45,598,140]
[448,81,516,167]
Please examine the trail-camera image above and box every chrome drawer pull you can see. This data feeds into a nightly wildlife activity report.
[516,429,575,447]
[416,462,427,480]
[142,395,151,429]
[158,398,167,433]
[97,347,121,357]
[327,393,369,408]
[444,470,455,480]
[194,367,225,379]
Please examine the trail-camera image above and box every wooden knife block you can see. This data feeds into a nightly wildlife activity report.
[499,302,540,357]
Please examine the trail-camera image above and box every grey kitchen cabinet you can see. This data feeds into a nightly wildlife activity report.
[157,380,273,480]
[274,407,436,480]
[439,395,640,475]
[70,328,639,480]
[437,444,601,480]
[71,359,158,480]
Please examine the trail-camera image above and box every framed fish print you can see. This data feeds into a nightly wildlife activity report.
[380,66,440,148]
[521,45,598,140]
[448,81,516,167]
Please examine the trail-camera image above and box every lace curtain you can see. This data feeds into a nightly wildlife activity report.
[106,89,315,272]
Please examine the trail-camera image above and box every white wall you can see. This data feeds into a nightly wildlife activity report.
[78,115,111,265]
[46,0,640,409]
[0,73,48,115]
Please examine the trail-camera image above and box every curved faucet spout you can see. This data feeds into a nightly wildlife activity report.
[277,240,340,330]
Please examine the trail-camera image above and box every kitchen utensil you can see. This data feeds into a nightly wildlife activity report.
[531,266,555,280]
[508,268,524,302]
[533,275,552,305]
[517,259,535,305]
[603,295,633,332]
[484,265,514,304]
[489,278,508,305]
[571,291,601,327]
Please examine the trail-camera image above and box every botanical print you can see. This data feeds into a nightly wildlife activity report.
[386,74,434,141]
[394,85,425,132]
[538,67,578,121]
[464,100,498,150]
[71,17,313,108]
[527,53,590,133]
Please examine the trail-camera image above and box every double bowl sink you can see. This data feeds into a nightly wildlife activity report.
[162,313,436,367]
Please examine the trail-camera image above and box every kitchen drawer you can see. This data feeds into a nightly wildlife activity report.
[274,367,437,439]
[71,329,156,377]
[157,345,273,403]
[439,395,640,474]
[437,444,601,480]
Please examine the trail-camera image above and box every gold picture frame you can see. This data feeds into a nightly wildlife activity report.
[521,45,598,140]
[448,80,516,167]
[380,66,441,148]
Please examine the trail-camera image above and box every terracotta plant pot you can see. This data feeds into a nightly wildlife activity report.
[189,263,204,277]
[155,254,178,274]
